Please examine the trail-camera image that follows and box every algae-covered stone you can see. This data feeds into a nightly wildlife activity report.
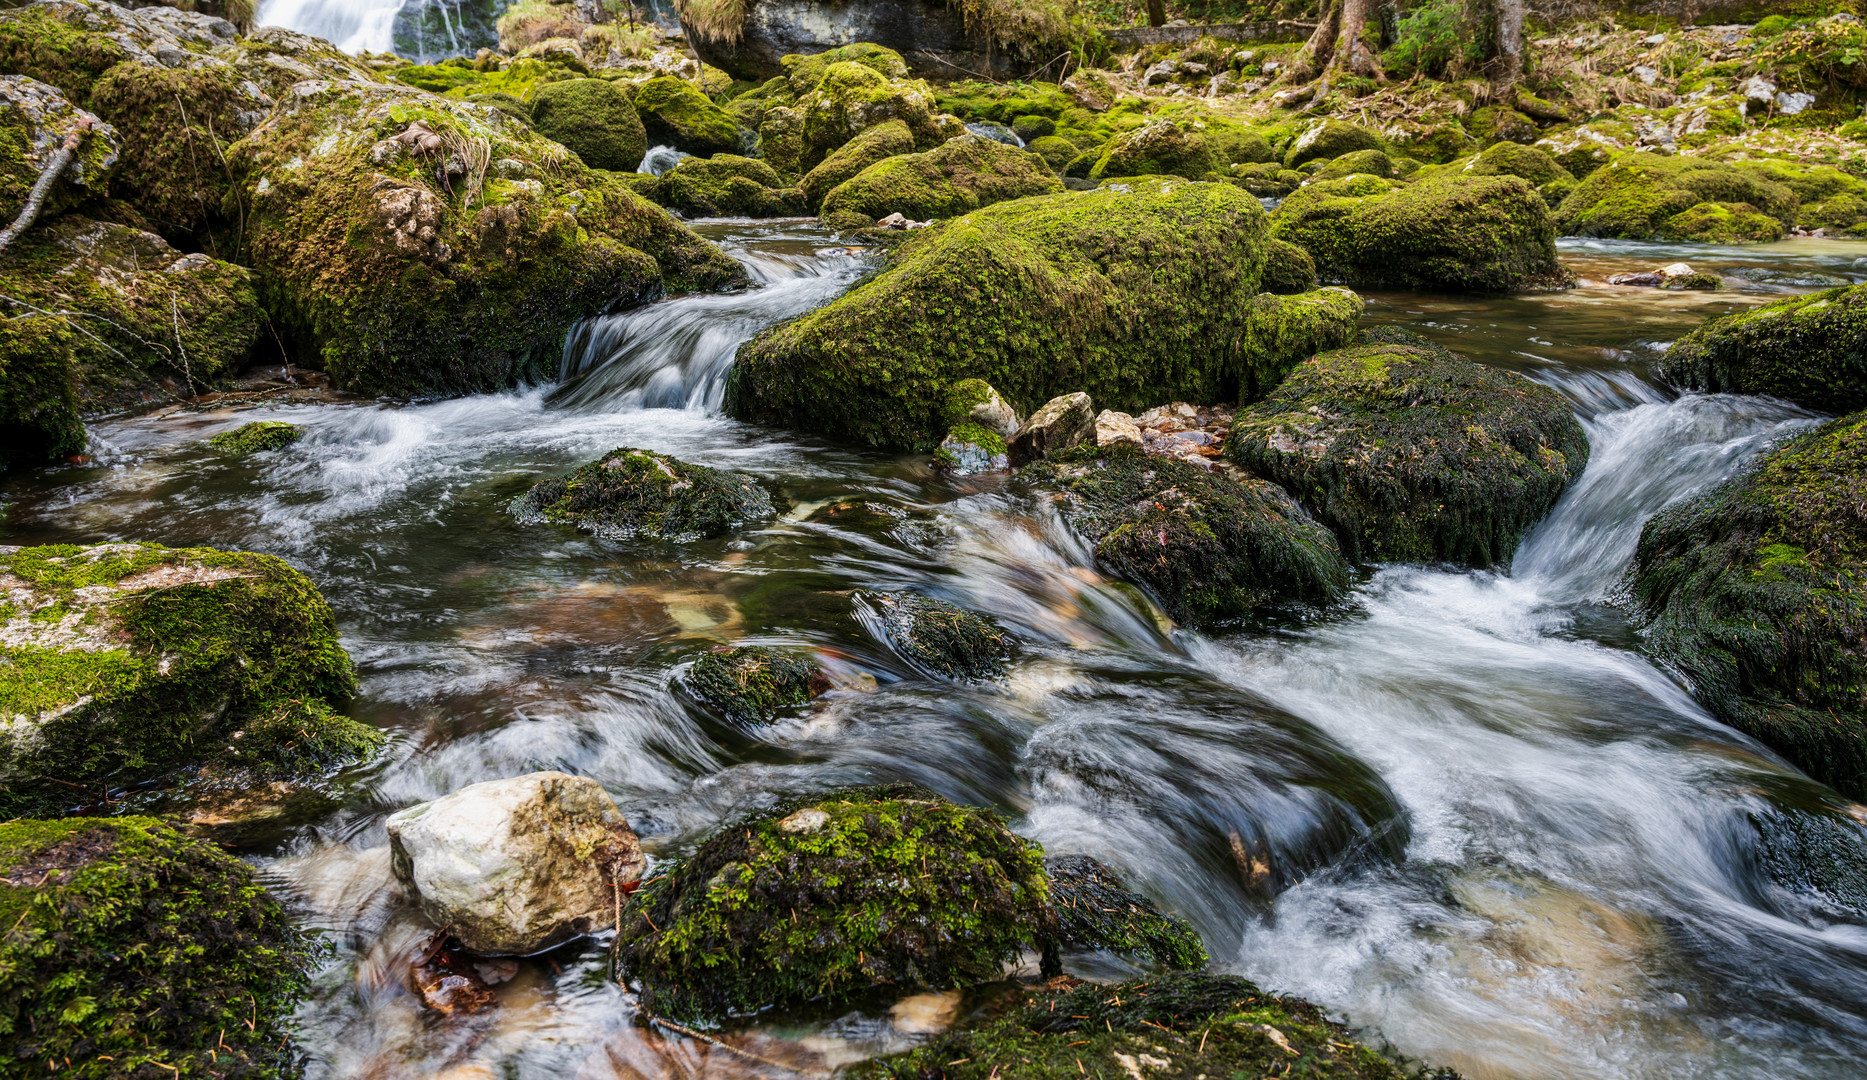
[1227,331,1589,566]
[0,542,375,818]
[515,446,776,541]
[1040,854,1207,971]
[0,217,260,469]
[819,134,1060,228]
[1457,141,1576,208]
[1630,413,1867,799]
[528,77,648,171]
[1283,117,1383,170]
[936,421,1011,474]
[729,180,1360,450]
[685,644,829,724]
[1024,448,1349,626]
[853,972,1430,1080]
[1271,173,1569,293]
[800,117,914,207]
[230,79,743,396]
[0,816,314,1075]
[1661,284,1867,414]
[859,591,1012,680]
[614,785,1047,1023]
[0,74,118,223]
[1025,132,1078,172]
[1088,118,1218,181]
[209,419,302,452]
[656,154,804,216]
[1554,151,1794,242]
[632,74,742,156]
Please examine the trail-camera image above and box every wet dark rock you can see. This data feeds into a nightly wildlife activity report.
[1009,392,1095,467]
[514,447,776,541]
[1730,266,1852,288]
[1041,855,1208,973]
[685,644,830,725]
[1660,283,1867,413]
[857,591,1013,680]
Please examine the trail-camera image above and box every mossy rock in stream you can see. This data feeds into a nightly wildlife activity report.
[728,180,1362,450]
[1660,284,1867,414]
[795,61,956,170]
[0,74,120,225]
[632,75,742,157]
[614,785,1049,1024]
[654,154,805,217]
[1283,117,1385,169]
[0,543,378,817]
[0,816,315,1077]
[1226,329,1589,567]
[850,971,1444,1080]
[1553,151,1794,242]
[1041,854,1208,972]
[515,446,776,541]
[1022,448,1350,627]
[800,117,915,208]
[857,591,1013,680]
[818,134,1060,229]
[684,644,829,725]
[209,420,302,453]
[1629,412,1867,800]
[1087,118,1219,181]
[1270,173,1570,293]
[528,77,648,171]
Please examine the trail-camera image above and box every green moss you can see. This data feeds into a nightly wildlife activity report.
[1022,448,1350,626]
[1466,105,1538,146]
[0,817,316,1078]
[685,644,827,725]
[1660,270,1723,291]
[1283,117,1384,169]
[1040,855,1206,971]
[1554,151,1796,241]
[1313,148,1394,180]
[860,591,1012,680]
[946,419,1007,455]
[614,785,1048,1023]
[1272,173,1569,293]
[800,118,914,208]
[1630,413,1867,799]
[1259,236,1318,295]
[797,62,954,170]
[0,543,373,817]
[1089,118,1219,181]
[529,77,647,171]
[783,43,910,95]
[0,76,118,226]
[393,62,485,94]
[0,8,131,105]
[209,420,301,452]
[514,446,775,541]
[1227,330,1589,566]
[852,972,1438,1080]
[1463,140,1575,189]
[729,181,1359,450]
[1025,133,1078,172]
[756,104,805,173]
[656,154,804,216]
[1662,283,1867,416]
[819,134,1060,228]
[634,75,742,156]
[1661,200,1785,243]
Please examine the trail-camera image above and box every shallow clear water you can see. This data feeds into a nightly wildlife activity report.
[6,223,1867,1079]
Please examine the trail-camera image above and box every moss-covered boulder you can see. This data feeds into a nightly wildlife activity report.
[0,74,118,223]
[1023,448,1350,626]
[1040,855,1207,972]
[0,217,261,470]
[858,591,1012,680]
[685,644,828,725]
[229,79,743,395]
[528,77,647,171]
[1660,285,1867,414]
[1025,132,1078,172]
[819,134,1060,228]
[797,60,954,169]
[655,154,804,216]
[1313,148,1393,180]
[1226,331,1589,566]
[632,74,742,156]
[1554,152,1795,242]
[1283,117,1383,170]
[209,419,302,452]
[614,785,1048,1023]
[1630,413,1867,799]
[0,543,378,817]
[1271,173,1569,293]
[852,972,1432,1080]
[515,446,776,541]
[0,816,314,1075]
[1088,118,1219,181]
[728,180,1362,449]
[800,117,914,207]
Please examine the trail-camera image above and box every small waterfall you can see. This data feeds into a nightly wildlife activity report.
[257,0,503,60]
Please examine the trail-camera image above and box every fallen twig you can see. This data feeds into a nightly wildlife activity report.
[0,119,92,255]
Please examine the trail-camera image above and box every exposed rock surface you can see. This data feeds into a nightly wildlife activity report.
[1009,392,1094,466]
[514,446,777,541]
[857,591,1012,680]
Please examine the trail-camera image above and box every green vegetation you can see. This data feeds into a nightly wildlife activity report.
[1554,152,1795,242]
[819,134,1060,228]
[1089,118,1219,180]
[209,420,302,452]
[514,446,776,541]
[1041,855,1208,971]
[685,645,827,724]
[800,118,915,207]
[633,75,741,155]
[654,154,805,216]
[0,816,315,1078]
[529,77,647,171]
[1662,284,1867,413]
[860,591,1013,680]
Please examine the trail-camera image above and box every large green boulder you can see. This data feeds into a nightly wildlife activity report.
[632,75,741,156]
[229,80,743,395]
[1284,117,1383,169]
[514,446,776,541]
[1022,447,1350,627]
[1661,284,1867,414]
[0,816,314,1076]
[614,785,1049,1023]
[0,74,119,224]
[1226,330,1589,566]
[818,134,1060,228]
[1554,151,1794,242]
[0,217,260,470]
[654,154,804,216]
[528,77,647,171]
[728,180,1363,449]
[800,117,914,207]
[1088,118,1219,181]
[1630,413,1867,799]
[1271,173,1569,293]
[796,60,954,169]
[0,543,379,818]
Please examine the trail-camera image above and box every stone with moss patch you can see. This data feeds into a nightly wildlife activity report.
[632,74,742,156]
[859,591,1011,680]
[1040,854,1207,972]
[1089,118,1218,181]
[1661,284,1867,414]
[1283,117,1383,170]
[819,134,1059,228]
[529,77,647,171]
[0,542,377,817]
[1554,151,1794,242]
[729,181,1361,450]
[1630,413,1867,799]
[0,74,118,224]
[614,784,1048,1023]
[655,154,804,216]
[796,61,956,170]
[800,117,914,207]
[515,446,775,541]
[0,816,315,1076]
[209,420,302,453]
[685,644,828,725]
[1313,148,1393,180]
[1226,330,1589,567]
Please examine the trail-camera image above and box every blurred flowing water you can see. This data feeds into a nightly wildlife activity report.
[7,225,1867,1079]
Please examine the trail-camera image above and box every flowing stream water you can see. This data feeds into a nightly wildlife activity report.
[7,225,1867,1079]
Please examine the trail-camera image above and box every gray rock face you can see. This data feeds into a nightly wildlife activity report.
[0,75,120,219]
[387,771,646,955]
[1009,392,1094,467]
[686,0,1040,82]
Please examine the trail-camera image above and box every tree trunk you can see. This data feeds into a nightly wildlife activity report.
[1294,0,1379,83]
[1377,0,1399,49]
[1146,0,1166,28]
[1472,0,1525,87]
